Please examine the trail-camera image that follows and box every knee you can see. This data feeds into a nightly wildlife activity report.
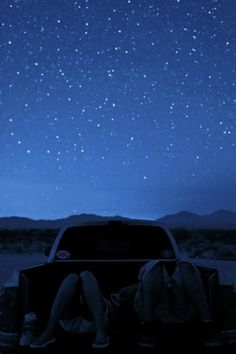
[63,273,80,287]
[142,264,163,287]
[150,263,163,273]
[180,262,200,277]
[145,263,163,279]
[180,261,197,272]
[80,270,94,281]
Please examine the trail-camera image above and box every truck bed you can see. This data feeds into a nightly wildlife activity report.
[18,259,222,349]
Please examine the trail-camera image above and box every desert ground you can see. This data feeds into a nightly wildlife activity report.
[0,252,46,284]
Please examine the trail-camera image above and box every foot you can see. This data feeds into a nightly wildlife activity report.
[137,334,156,348]
[137,321,156,348]
[92,335,110,349]
[203,320,223,348]
[205,335,223,347]
[30,334,56,349]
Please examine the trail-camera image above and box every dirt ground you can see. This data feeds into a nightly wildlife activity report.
[0,252,46,284]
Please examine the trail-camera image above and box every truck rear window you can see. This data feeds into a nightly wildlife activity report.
[56,224,175,260]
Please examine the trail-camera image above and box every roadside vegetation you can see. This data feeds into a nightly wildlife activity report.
[0,228,236,259]
[172,229,236,259]
[0,229,57,253]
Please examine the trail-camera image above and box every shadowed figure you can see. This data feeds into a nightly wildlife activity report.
[131,260,221,347]
[29,261,221,349]
[30,271,110,349]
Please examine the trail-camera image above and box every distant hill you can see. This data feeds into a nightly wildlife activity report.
[0,214,130,230]
[157,210,236,229]
[0,210,236,229]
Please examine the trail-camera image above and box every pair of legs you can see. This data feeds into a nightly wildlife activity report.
[132,261,214,347]
[31,271,108,347]
[134,261,223,348]
[135,261,212,324]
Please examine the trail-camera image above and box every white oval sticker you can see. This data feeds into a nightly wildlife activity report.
[57,250,71,259]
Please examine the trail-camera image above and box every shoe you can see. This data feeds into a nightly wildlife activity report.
[137,321,156,348]
[30,337,56,349]
[205,335,223,347]
[137,334,156,348]
[92,336,110,349]
[203,320,223,347]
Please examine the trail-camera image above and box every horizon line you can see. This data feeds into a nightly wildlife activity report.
[0,208,235,221]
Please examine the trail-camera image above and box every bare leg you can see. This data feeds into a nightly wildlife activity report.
[80,271,108,345]
[31,273,81,345]
[134,264,164,348]
[180,262,211,322]
[31,271,108,348]
[135,263,164,323]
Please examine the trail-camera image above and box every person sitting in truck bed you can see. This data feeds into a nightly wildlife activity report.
[30,270,112,349]
[127,259,222,347]
[30,260,221,349]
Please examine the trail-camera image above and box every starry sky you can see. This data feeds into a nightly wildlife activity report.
[0,0,235,220]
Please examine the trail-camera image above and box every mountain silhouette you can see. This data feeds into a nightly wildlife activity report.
[157,209,236,229]
[0,214,130,230]
[0,210,235,229]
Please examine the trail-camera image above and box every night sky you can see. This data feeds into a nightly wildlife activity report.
[1,0,235,220]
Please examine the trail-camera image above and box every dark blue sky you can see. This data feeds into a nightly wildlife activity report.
[1,0,235,220]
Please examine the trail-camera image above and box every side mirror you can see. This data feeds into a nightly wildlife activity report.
[44,246,51,257]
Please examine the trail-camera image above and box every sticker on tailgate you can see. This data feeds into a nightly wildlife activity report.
[57,250,71,259]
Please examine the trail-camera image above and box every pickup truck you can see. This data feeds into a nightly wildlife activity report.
[0,220,236,352]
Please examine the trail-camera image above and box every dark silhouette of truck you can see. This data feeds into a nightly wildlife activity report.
[0,220,236,352]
